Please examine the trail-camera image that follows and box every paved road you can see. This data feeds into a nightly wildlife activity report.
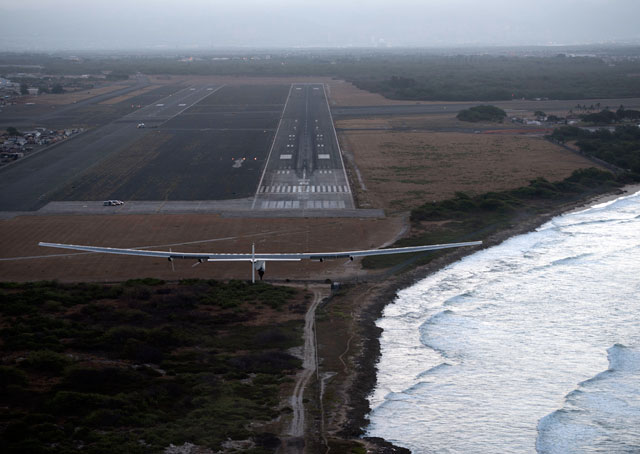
[116,84,222,125]
[253,83,354,211]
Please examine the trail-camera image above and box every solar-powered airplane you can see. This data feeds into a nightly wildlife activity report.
[39,240,482,283]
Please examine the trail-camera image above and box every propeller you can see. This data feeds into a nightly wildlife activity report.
[168,248,175,272]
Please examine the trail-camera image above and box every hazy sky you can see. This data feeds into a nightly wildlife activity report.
[1,0,639,51]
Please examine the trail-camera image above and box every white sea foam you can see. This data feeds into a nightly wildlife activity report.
[367,191,640,453]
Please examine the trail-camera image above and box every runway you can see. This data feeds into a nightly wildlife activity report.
[0,84,221,211]
[1,81,358,215]
[252,83,354,211]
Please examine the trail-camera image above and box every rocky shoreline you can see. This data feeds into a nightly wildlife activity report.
[337,185,637,453]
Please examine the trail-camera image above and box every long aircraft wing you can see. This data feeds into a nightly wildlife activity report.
[38,241,482,262]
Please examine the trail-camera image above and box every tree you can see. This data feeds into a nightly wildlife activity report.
[457,105,507,123]
[582,110,617,124]
[51,84,64,94]
[6,126,21,136]
[19,83,28,95]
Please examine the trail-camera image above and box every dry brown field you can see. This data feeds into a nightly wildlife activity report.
[325,80,451,107]
[21,82,131,105]
[336,114,533,130]
[98,85,161,104]
[339,130,603,212]
[0,214,403,282]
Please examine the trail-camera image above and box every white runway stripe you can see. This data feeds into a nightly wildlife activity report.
[258,184,353,194]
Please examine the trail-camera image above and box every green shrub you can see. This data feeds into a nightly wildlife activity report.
[22,350,72,374]
[83,409,127,427]
[457,105,507,123]
[48,391,126,415]
[0,365,28,390]
[101,326,148,346]
[123,339,164,363]
[62,366,147,394]
[124,278,165,286]
[229,351,301,374]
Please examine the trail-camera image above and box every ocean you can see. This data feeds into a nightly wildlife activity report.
[366,190,640,454]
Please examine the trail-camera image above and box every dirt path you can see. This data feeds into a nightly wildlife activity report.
[281,287,328,453]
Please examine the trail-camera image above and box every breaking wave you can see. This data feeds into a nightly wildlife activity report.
[367,190,640,453]
[536,344,640,454]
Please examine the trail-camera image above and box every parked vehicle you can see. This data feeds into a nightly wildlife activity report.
[103,200,124,206]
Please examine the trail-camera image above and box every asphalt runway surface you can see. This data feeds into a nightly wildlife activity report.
[0,82,357,214]
[0,83,217,211]
[252,83,355,211]
[51,84,290,202]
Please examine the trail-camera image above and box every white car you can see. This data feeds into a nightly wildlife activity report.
[103,200,124,206]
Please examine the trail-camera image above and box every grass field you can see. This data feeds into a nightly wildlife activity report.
[20,83,131,105]
[336,113,522,131]
[339,130,603,212]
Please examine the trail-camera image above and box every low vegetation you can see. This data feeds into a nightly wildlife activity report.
[347,54,640,101]
[3,50,640,101]
[363,168,621,269]
[549,124,640,178]
[0,279,305,454]
[580,107,640,125]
